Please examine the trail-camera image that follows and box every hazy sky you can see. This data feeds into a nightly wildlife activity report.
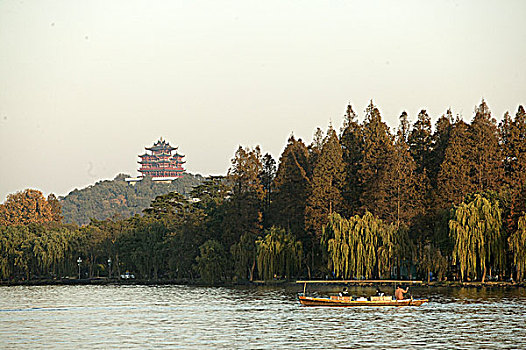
[1,0,525,201]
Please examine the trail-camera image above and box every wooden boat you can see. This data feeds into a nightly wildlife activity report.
[298,295,428,307]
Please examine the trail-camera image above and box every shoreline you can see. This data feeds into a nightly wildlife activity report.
[1,278,524,288]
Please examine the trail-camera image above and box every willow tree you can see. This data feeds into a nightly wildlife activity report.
[322,212,352,279]
[449,193,503,282]
[231,232,257,281]
[195,239,228,284]
[416,241,448,282]
[509,214,526,281]
[256,227,302,280]
[323,211,387,279]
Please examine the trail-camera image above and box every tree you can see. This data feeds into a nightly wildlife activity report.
[231,232,257,281]
[358,101,394,219]
[508,213,526,281]
[223,146,264,250]
[449,193,503,282]
[0,189,55,226]
[340,104,364,216]
[383,119,425,228]
[256,226,302,280]
[47,194,63,223]
[60,173,204,225]
[195,239,227,284]
[304,127,345,274]
[437,119,472,207]
[416,241,448,282]
[271,136,311,237]
[308,127,324,171]
[500,106,526,189]
[305,127,345,238]
[408,109,433,175]
[323,211,399,279]
[228,146,264,198]
[468,100,503,192]
[429,109,453,190]
[260,153,276,228]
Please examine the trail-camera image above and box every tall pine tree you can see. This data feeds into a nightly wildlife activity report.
[500,105,526,190]
[408,109,433,175]
[468,100,503,192]
[340,104,364,217]
[305,127,345,238]
[437,118,472,207]
[358,101,394,220]
[271,136,311,237]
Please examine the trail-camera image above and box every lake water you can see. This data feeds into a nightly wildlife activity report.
[0,284,525,349]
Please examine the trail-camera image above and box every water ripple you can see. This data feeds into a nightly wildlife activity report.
[0,285,525,349]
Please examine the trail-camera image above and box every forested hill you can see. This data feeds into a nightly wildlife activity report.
[60,173,204,225]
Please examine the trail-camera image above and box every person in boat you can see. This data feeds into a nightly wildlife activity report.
[339,287,350,297]
[395,285,409,300]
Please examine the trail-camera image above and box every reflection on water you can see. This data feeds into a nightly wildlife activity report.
[0,285,524,349]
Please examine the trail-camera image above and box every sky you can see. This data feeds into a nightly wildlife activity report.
[1,0,525,202]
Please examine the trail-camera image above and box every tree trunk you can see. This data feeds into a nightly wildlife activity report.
[249,258,255,281]
[116,253,121,278]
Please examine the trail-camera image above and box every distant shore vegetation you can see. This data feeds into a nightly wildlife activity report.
[1,100,526,284]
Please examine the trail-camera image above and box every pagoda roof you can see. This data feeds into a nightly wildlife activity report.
[145,138,177,151]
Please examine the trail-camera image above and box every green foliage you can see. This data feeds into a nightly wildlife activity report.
[408,109,433,175]
[195,239,227,284]
[383,124,425,228]
[468,100,503,192]
[509,214,526,281]
[323,211,407,279]
[0,223,82,280]
[271,136,311,238]
[358,101,394,219]
[60,173,204,225]
[305,127,345,238]
[500,106,526,189]
[437,120,472,207]
[416,241,448,282]
[256,227,302,281]
[3,100,526,283]
[449,193,503,281]
[231,232,257,281]
[340,104,364,216]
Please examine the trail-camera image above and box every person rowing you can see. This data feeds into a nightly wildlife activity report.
[395,285,409,300]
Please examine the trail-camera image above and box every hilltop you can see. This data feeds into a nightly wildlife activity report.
[60,173,204,225]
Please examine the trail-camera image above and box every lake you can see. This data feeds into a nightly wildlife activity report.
[0,284,525,349]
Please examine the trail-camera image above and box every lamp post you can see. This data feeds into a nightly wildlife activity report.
[77,257,82,279]
[108,258,112,279]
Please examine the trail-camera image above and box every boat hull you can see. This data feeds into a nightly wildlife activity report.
[298,295,428,307]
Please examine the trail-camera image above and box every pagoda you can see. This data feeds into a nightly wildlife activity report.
[137,138,185,180]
